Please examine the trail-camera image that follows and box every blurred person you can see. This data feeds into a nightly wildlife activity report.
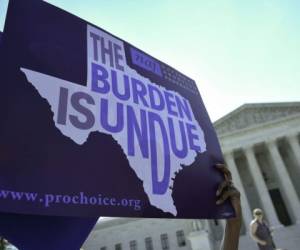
[250,208,275,250]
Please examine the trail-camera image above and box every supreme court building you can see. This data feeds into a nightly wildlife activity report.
[83,102,300,250]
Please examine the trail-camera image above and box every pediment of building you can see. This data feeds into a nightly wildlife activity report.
[213,102,300,135]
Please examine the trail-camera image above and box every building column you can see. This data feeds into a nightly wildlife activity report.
[244,146,281,227]
[287,134,300,170]
[188,221,212,250]
[224,152,253,230]
[188,231,212,250]
[219,220,226,232]
[267,139,300,224]
[204,220,222,250]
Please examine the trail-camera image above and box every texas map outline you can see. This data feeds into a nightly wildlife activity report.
[21,24,206,216]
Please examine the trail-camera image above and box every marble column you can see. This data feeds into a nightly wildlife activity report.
[191,220,203,232]
[267,139,300,224]
[188,226,212,250]
[244,146,281,227]
[203,220,221,250]
[188,231,212,250]
[287,134,300,170]
[224,152,253,230]
[219,220,226,232]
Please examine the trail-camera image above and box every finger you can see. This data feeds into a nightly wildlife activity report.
[215,163,225,168]
[223,168,232,181]
[216,189,232,205]
[216,187,239,205]
[216,180,230,196]
[217,186,240,204]
[216,164,232,181]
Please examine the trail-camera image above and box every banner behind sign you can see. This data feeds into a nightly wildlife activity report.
[0,0,233,219]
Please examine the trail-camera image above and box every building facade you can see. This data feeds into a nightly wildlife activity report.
[83,102,300,250]
[82,218,211,250]
[215,102,300,250]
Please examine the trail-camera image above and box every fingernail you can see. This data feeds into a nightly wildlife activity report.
[216,200,220,205]
[216,190,219,196]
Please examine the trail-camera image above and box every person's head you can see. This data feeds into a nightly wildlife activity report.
[253,208,263,220]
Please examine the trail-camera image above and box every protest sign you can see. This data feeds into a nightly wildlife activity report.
[0,0,233,220]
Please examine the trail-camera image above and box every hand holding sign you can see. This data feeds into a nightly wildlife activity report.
[216,164,242,250]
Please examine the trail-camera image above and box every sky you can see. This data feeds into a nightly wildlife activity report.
[0,0,300,121]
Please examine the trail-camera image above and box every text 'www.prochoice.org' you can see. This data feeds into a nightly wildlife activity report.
[0,189,142,211]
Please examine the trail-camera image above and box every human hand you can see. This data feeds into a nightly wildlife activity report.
[215,164,242,221]
[216,164,242,250]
